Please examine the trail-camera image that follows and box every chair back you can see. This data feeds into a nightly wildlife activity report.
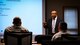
[4,31,32,45]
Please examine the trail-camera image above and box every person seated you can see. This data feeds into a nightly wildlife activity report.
[51,22,69,41]
[5,17,29,32]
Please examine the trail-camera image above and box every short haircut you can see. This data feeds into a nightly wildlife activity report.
[13,17,21,24]
[60,22,67,30]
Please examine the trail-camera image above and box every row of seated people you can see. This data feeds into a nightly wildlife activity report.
[4,31,78,45]
[3,16,79,45]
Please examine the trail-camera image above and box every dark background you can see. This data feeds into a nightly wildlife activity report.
[44,0,80,35]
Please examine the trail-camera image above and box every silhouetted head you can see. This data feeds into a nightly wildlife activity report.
[13,17,22,26]
[59,22,67,32]
[51,10,57,19]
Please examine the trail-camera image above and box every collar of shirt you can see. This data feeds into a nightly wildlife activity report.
[59,31,68,34]
[52,16,57,22]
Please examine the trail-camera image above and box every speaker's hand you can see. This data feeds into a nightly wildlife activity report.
[43,22,47,28]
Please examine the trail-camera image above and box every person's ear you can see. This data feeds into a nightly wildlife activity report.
[13,22,14,24]
[20,22,22,24]
[21,22,22,24]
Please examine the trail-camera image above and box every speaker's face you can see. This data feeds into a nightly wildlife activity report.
[51,11,57,19]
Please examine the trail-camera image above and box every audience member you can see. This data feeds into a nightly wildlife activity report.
[5,17,29,32]
[51,22,68,41]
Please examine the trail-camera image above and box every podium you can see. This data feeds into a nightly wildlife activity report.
[4,31,32,45]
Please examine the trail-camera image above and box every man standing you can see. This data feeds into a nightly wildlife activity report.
[35,10,62,43]
[43,10,62,35]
